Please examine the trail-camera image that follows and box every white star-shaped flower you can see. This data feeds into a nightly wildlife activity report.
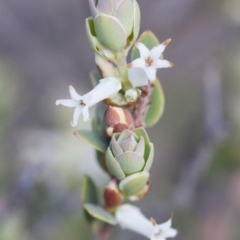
[116,204,177,240]
[56,77,121,127]
[128,39,173,87]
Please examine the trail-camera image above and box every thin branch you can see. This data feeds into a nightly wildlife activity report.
[133,82,154,127]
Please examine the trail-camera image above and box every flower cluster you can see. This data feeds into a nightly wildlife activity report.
[56,39,172,125]
[55,0,177,239]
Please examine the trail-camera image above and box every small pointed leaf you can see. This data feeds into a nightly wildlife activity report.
[91,103,107,134]
[84,203,117,225]
[74,130,108,152]
[81,176,98,204]
[145,79,165,127]
[81,176,98,222]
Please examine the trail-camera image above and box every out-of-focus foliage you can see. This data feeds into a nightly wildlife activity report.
[0,0,240,239]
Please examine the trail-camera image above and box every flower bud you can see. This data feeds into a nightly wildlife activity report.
[105,127,154,196]
[87,0,141,53]
[104,106,134,137]
[104,179,123,208]
[125,88,139,103]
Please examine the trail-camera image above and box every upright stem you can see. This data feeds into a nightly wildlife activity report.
[133,82,154,127]
[116,55,132,91]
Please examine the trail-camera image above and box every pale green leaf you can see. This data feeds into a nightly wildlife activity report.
[94,14,127,52]
[119,171,149,196]
[74,130,108,152]
[145,79,165,127]
[81,176,98,222]
[84,203,117,225]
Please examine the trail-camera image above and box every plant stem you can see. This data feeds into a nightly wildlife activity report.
[133,82,154,127]
[116,55,132,91]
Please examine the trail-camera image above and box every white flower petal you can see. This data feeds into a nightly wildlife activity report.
[71,107,82,127]
[149,44,165,60]
[152,59,172,68]
[69,85,82,100]
[82,106,90,121]
[116,204,152,238]
[130,58,146,68]
[158,219,172,231]
[128,67,149,87]
[87,77,121,106]
[116,204,177,240]
[149,39,171,60]
[127,41,172,87]
[56,78,121,126]
[162,228,178,238]
[145,67,156,81]
[56,99,77,108]
[136,42,150,59]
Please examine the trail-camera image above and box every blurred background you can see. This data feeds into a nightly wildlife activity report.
[0,0,240,239]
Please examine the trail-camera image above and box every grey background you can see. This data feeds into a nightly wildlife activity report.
[0,0,240,239]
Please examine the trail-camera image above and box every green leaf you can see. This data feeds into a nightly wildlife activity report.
[105,147,126,180]
[131,31,159,60]
[144,79,165,127]
[94,14,127,52]
[84,203,117,225]
[116,152,145,175]
[132,127,151,160]
[81,176,98,204]
[132,0,141,42]
[89,69,101,87]
[115,0,134,37]
[119,171,149,196]
[74,130,109,152]
[96,150,109,173]
[144,143,154,171]
[85,18,98,52]
[91,103,107,134]
[81,176,98,222]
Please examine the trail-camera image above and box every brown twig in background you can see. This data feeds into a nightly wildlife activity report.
[133,82,154,127]
[95,224,113,240]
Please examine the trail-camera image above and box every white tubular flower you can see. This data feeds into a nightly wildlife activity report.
[116,204,177,240]
[128,39,173,87]
[56,77,121,127]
